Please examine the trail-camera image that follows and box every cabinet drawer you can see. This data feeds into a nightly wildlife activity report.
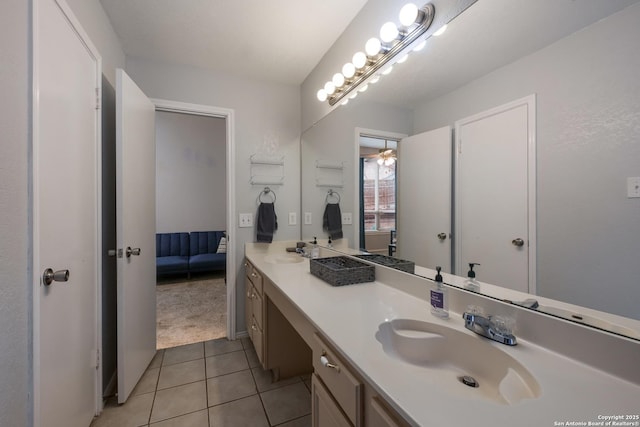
[251,316,264,365]
[313,334,363,426]
[248,267,263,295]
[252,288,263,329]
[312,374,352,427]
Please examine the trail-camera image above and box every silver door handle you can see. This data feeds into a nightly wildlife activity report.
[126,246,141,258]
[512,238,525,247]
[42,268,70,286]
[437,233,447,241]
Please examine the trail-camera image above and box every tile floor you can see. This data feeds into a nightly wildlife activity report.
[91,337,312,427]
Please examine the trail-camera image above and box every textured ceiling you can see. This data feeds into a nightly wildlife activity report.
[99,0,368,85]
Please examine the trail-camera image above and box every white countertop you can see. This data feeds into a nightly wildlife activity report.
[246,242,640,427]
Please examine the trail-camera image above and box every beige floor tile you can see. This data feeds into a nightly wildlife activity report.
[149,409,209,427]
[276,414,312,427]
[149,350,164,369]
[90,393,154,427]
[204,337,243,356]
[206,370,257,406]
[158,359,205,390]
[261,382,311,426]
[162,342,204,366]
[132,367,160,396]
[208,395,269,427]
[150,381,207,423]
[244,345,261,368]
[251,367,301,393]
[205,350,249,378]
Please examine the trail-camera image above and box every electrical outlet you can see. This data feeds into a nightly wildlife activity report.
[304,212,312,225]
[288,212,297,225]
[239,213,253,227]
[342,212,353,225]
[628,177,640,198]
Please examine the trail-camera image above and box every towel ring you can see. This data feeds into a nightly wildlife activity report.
[258,187,276,204]
[325,189,340,204]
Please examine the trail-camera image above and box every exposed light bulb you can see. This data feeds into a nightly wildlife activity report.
[317,89,327,102]
[380,22,399,43]
[332,73,345,88]
[342,62,356,79]
[385,157,395,166]
[324,81,335,95]
[377,157,384,166]
[399,3,419,27]
[413,39,427,52]
[397,54,408,64]
[365,37,382,56]
[382,66,393,75]
[352,51,367,69]
[433,24,447,36]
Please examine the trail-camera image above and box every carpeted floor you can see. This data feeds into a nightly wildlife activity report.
[156,272,227,349]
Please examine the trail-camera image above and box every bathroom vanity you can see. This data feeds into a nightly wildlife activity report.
[245,242,640,427]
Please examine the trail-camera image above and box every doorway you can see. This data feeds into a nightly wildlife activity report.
[154,110,228,349]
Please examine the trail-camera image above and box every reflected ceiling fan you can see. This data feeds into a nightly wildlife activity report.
[377,140,396,166]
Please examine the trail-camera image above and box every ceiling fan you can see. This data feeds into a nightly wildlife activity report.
[377,141,396,166]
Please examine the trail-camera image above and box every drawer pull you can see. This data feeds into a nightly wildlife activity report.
[320,355,340,372]
[251,272,258,278]
[247,291,252,298]
[251,323,257,331]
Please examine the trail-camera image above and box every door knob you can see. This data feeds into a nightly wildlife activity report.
[437,233,447,241]
[42,268,70,286]
[126,247,141,258]
[512,238,525,247]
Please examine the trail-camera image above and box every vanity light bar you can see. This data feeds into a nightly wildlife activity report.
[317,2,435,106]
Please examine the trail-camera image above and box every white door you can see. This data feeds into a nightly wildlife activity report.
[34,0,101,425]
[455,96,536,293]
[116,69,157,403]
[397,126,452,272]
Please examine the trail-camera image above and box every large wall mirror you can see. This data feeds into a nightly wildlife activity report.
[300,0,640,340]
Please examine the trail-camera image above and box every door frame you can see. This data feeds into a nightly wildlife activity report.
[152,98,237,340]
[453,94,537,293]
[353,128,407,253]
[31,0,103,421]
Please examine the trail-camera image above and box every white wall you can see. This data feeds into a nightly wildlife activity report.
[155,111,227,233]
[412,4,640,319]
[0,2,30,425]
[127,57,301,330]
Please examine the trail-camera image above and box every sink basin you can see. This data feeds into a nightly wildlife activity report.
[376,319,541,405]
[264,254,305,264]
[537,306,640,340]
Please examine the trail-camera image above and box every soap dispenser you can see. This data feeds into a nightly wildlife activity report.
[430,266,449,319]
[464,263,481,292]
[311,237,320,259]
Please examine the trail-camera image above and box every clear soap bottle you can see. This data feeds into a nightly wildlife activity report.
[464,263,481,292]
[430,266,449,319]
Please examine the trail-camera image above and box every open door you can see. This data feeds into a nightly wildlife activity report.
[396,126,452,272]
[116,68,157,403]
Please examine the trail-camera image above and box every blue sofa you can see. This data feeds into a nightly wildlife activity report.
[189,231,226,274]
[156,232,190,276]
[156,231,226,278]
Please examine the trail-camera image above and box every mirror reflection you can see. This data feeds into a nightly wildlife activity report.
[300,0,640,339]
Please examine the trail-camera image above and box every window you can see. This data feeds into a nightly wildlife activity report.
[363,158,396,231]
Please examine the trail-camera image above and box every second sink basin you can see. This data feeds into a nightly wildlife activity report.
[376,318,541,405]
[264,254,305,264]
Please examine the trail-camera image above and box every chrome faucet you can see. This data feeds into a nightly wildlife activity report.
[462,310,517,346]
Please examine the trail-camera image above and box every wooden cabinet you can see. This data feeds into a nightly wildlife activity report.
[244,260,264,365]
[312,333,363,426]
[312,374,352,427]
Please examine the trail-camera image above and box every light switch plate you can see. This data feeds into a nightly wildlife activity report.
[288,212,297,225]
[627,177,640,198]
[304,212,312,225]
[342,212,353,225]
[239,213,253,227]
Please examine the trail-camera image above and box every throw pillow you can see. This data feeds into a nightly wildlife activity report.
[216,236,227,254]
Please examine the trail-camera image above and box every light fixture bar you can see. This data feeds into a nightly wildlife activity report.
[327,3,435,106]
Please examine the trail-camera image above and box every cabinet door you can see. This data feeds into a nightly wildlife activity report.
[312,374,352,427]
[245,278,254,336]
[369,397,409,427]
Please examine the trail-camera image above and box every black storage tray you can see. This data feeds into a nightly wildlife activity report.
[310,256,375,286]
[354,254,415,274]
